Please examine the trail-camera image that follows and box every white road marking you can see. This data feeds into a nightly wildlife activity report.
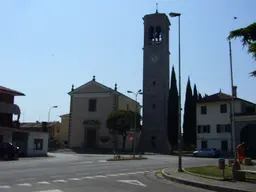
[0,185,11,189]
[52,180,67,183]
[82,176,94,179]
[35,190,64,192]
[127,172,138,175]
[94,175,107,178]
[0,170,152,189]
[17,183,32,187]
[117,180,147,187]
[70,161,93,165]
[117,173,127,176]
[68,178,81,181]
[98,160,107,163]
[37,181,51,184]
[50,175,67,178]
[135,171,149,174]
[106,174,119,177]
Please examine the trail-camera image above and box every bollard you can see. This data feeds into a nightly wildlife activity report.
[232,159,245,181]
[217,158,225,178]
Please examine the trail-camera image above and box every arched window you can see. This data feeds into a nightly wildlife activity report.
[155,26,163,44]
[148,26,155,45]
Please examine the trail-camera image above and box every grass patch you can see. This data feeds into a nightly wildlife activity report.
[154,169,163,174]
[107,155,148,161]
[185,165,256,180]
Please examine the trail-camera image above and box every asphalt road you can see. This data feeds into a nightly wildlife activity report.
[0,153,216,192]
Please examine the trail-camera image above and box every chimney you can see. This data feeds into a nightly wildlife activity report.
[232,86,237,98]
[114,83,117,91]
[92,75,96,81]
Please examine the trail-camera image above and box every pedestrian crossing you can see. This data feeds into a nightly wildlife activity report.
[0,170,151,190]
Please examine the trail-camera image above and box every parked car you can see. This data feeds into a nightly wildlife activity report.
[192,148,220,158]
[0,142,19,160]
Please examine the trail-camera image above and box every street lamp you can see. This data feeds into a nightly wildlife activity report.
[127,89,142,158]
[169,12,183,172]
[228,39,236,159]
[48,105,58,122]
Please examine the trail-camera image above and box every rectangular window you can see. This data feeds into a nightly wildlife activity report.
[220,104,227,113]
[198,125,210,133]
[221,140,228,151]
[225,124,231,133]
[88,99,97,112]
[207,125,210,133]
[197,125,201,133]
[216,124,231,133]
[201,106,207,115]
[34,139,43,150]
[201,140,208,149]
[216,124,220,133]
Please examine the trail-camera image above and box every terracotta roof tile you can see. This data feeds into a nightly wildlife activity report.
[20,122,60,128]
[197,92,255,105]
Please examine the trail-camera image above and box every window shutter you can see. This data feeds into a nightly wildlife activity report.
[227,124,231,132]
[216,124,220,133]
[197,125,201,133]
[207,125,210,133]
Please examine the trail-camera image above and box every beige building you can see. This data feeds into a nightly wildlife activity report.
[66,76,140,151]
[59,114,69,146]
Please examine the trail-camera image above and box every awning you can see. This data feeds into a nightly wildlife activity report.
[0,102,21,115]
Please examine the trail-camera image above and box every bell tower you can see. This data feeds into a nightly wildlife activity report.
[138,11,171,154]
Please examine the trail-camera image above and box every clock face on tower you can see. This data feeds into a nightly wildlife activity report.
[151,55,158,63]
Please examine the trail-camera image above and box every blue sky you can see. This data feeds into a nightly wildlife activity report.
[1,0,255,122]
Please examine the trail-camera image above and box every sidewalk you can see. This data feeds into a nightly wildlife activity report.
[162,168,256,192]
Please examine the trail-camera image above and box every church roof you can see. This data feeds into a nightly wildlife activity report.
[68,76,140,106]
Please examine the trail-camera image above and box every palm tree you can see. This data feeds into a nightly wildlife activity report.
[228,22,256,76]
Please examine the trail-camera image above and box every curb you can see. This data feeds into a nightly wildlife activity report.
[161,169,252,192]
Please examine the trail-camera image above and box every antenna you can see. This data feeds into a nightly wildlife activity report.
[156,3,158,13]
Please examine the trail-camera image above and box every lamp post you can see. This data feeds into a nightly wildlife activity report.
[127,89,142,158]
[229,40,236,159]
[169,12,182,172]
[48,105,58,122]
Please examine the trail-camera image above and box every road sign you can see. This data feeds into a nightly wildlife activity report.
[117,180,146,187]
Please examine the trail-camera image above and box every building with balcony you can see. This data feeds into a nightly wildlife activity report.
[0,85,24,142]
[0,85,49,156]
[196,87,256,157]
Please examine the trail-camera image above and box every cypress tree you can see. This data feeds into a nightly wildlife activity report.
[183,77,193,149]
[191,84,198,148]
[198,93,203,100]
[167,66,179,152]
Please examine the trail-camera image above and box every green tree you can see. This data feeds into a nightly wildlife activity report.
[183,77,193,149]
[107,110,141,152]
[167,66,179,152]
[228,22,256,76]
